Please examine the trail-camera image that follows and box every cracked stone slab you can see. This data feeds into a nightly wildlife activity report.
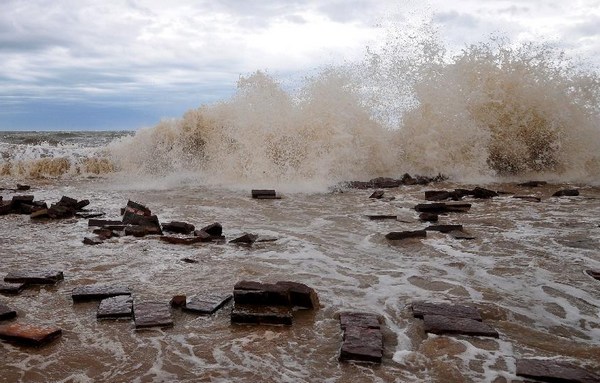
[4,270,64,285]
[183,293,232,315]
[423,314,498,338]
[340,326,383,363]
[72,285,131,302]
[516,358,600,383]
[134,301,173,329]
[97,295,133,319]
[0,323,62,346]
[412,302,482,321]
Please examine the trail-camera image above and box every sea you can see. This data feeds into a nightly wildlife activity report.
[1,36,599,382]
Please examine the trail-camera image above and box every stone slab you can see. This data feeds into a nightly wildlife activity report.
[230,233,258,244]
[449,231,476,240]
[162,221,195,234]
[183,293,232,315]
[0,281,26,295]
[366,215,397,220]
[4,270,64,285]
[72,285,131,302]
[423,314,498,337]
[339,312,381,330]
[134,301,173,328]
[199,222,223,237]
[553,189,580,197]
[88,219,125,227]
[340,326,383,363]
[275,281,319,309]
[0,303,17,321]
[233,285,290,306]
[231,304,293,325]
[97,295,133,319]
[412,302,482,321]
[385,230,427,241]
[425,224,464,233]
[516,358,600,383]
[83,237,103,245]
[160,236,206,245]
[369,190,385,199]
[0,323,62,346]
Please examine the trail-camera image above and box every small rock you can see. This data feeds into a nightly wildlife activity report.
[72,285,131,302]
[76,199,90,210]
[123,200,152,216]
[16,184,30,191]
[30,209,50,219]
[385,230,427,241]
[162,221,195,234]
[231,304,293,325]
[419,213,439,222]
[516,358,599,383]
[423,314,498,337]
[0,323,62,346]
[369,190,385,199]
[133,301,174,329]
[449,230,476,240]
[415,202,471,214]
[4,270,64,285]
[233,282,290,306]
[552,189,580,197]
[518,181,547,187]
[412,302,482,321]
[425,224,464,233]
[230,233,258,244]
[251,189,280,199]
[181,258,198,264]
[184,293,233,315]
[88,219,125,228]
[0,303,17,321]
[366,215,397,220]
[97,295,133,319]
[200,222,223,237]
[585,269,600,280]
[471,187,499,199]
[0,281,26,295]
[170,295,187,307]
[92,228,118,239]
[83,237,103,245]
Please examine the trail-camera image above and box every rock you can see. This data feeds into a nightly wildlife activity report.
[553,189,580,197]
[0,303,17,321]
[449,230,476,240]
[518,181,547,187]
[97,295,133,319]
[72,285,131,302]
[339,312,383,363]
[57,196,78,208]
[275,281,319,309]
[183,293,233,315]
[76,199,90,210]
[412,302,482,321]
[370,177,402,188]
[76,212,105,219]
[425,224,464,233]
[230,233,258,244]
[231,304,293,325]
[83,237,103,245]
[419,213,439,222]
[233,282,290,306]
[369,190,385,199]
[0,323,62,346]
[162,221,195,234]
[515,358,600,383]
[366,215,397,220]
[0,281,26,295]
[16,184,30,191]
[30,208,50,219]
[4,270,64,285]
[423,314,498,337]
[133,301,174,329]
[471,187,499,199]
[122,213,161,232]
[88,219,126,229]
[170,295,187,307]
[0,201,12,215]
[415,202,471,214]
[200,222,223,237]
[124,226,149,237]
[181,258,198,263]
[251,189,280,199]
[585,270,600,280]
[513,195,542,202]
[124,200,152,216]
[160,236,205,245]
[385,230,427,241]
[11,195,35,207]
[92,228,119,239]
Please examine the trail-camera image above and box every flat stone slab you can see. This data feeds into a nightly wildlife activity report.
[425,224,464,233]
[0,281,26,295]
[339,312,381,330]
[339,312,383,363]
[231,304,293,325]
[449,230,476,240]
[233,282,290,306]
[134,301,173,329]
[0,303,17,321]
[423,314,498,337]
[4,270,64,285]
[72,285,131,302]
[415,202,471,213]
[97,295,133,319]
[553,189,580,197]
[88,219,124,227]
[162,221,195,234]
[183,293,232,315]
[366,215,397,220]
[412,302,482,321]
[516,358,600,383]
[83,237,103,245]
[0,323,62,346]
[251,189,280,199]
[385,230,427,241]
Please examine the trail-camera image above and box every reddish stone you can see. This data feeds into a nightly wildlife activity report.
[97,295,133,319]
[275,281,319,309]
[0,323,62,346]
[183,293,232,315]
[133,302,173,329]
[162,221,195,234]
[4,270,63,285]
[423,314,498,337]
[71,285,131,302]
[412,302,482,320]
[170,295,187,307]
[339,312,381,330]
[516,358,599,383]
[88,219,124,227]
[339,312,383,363]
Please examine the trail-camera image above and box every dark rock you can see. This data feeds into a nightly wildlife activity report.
[231,304,293,325]
[122,213,161,231]
[97,295,133,319]
[16,184,30,191]
[513,195,542,202]
[0,281,26,295]
[516,358,600,383]
[449,230,476,240]
[124,200,152,216]
[0,323,62,346]
[366,215,397,220]
[585,270,600,280]
[57,196,78,209]
[47,204,76,219]
[471,187,499,199]
[193,230,214,241]
[170,295,186,307]
[83,237,103,245]
[0,201,12,215]
[88,219,125,228]
[233,283,290,306]
[4,270,64,285]
[200,222,223,237]
[553,189,580,197]
[162,221,195,234]
[339,312,381,330]
[423,314,498,337]
[75,199,90,210]
[424,190,463,201]
[160,236,205,245]
[419,213,439,222]
[425,224,464,233]
[256,236,279,243]
[412,302,482,321]
[369,190,385,199]
[11,195,34,207]
[339,312,383,363]
[72,285,131,302]
[444,202,472,212]
[251,189,280,199]
[0,303,17,321]
[92,228,118,239]
[518,181,547,187]
[76,212,105,219]
[30,208,50,219]
[183,293,233,314]
[415,202,472,214]
[230,233,258,244]
[275,281,319,309]
[125,226,149,237]
[181,258,198,264]
[385,230,427,241]
[133,301,174,328]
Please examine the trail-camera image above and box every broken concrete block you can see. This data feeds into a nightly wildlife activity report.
[412,302,482,321]
[385,230,427,241]
[0,303,17,321]
[162,221,195,234]
[423,314,498,337]
[516,358,599,383]
[4,270,64,285]
[0,323,62,346]
[97,295,133,319]
[183,293,232,315]
[231,304,293,325]
[134,301,173,329]
[72,285,131,302]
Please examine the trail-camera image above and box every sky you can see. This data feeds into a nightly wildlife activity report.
[1,0,599,131]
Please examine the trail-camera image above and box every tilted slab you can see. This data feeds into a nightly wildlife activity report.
[183,293,232,315]
[0,281,26,295]
[423,315,498,338]
[0,303,17,321]
[516,358,600,383]
[231,304,293,325]
[0,323,62,346]
[4,270,64,285]
[339,312,383,363]
[72,285,131,302]
[97,295,133,319]
[412,302,482,321]
[134,301,173,329]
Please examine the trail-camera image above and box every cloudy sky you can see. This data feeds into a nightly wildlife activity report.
[1,0,599,131]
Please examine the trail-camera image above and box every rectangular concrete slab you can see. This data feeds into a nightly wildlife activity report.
[133,302,173,329]
[0,323,62,346]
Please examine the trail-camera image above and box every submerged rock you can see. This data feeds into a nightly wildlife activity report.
[162,221,195,234]
[425,224,464,233]
[231,304,293,325]
[183,293,233,315]
[516,358,599,383]
[0,303,17,321]
[552,189,580,197]
[82,237,103,245]
[230,233,258,245]
[423,314,498,338]
[518,181,547,187]
[339,312,383,363]
[97,295,133,319]
[419,213,439,222]
[0,323,62,346]
[513,195,542,202]
[369,190,385,199]
[385,230,427,241]
[133,301,173,329]
[415,202,471,213]
[200,222,223,237]
[4,270,64,285]
[72,285,131,302]
[251,190,280,199]
[0,281,26,295]
[412,302,482,321]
